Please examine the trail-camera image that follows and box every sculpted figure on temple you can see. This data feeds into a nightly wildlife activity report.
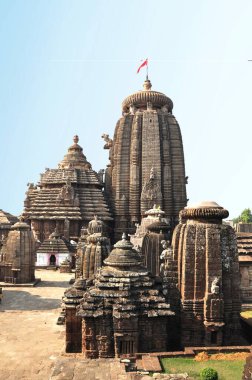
[160,240,173,276]
[129,104,136,114]
[141,168,163,213]
[57,179,75,204]
[101,133,113,149]
[161,104,169,113]
[211,277,220,295]
[27,182,35,190]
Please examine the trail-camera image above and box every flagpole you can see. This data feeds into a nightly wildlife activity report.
[146,60,149,80]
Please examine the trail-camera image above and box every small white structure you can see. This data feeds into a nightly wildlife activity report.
[36,231,71,267]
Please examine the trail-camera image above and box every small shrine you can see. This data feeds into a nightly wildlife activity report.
[0,219,35,283]
[36,230,71,267]
[76,234,174,357]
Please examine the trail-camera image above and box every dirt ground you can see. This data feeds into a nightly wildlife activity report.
[0,269,72,380]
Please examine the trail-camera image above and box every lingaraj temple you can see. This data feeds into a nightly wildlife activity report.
[0,77,245,356]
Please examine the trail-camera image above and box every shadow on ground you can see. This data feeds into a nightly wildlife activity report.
[37,280,71,288]
[0,289,64,311]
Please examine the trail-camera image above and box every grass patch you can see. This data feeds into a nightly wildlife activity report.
[161,357,245,380]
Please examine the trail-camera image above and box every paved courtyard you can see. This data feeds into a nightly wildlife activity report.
[0,269,72,380]
[0,269,131,380]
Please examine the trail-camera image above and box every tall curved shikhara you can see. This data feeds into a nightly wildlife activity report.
[104,78,187,241]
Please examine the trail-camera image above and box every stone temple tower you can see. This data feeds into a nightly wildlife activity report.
[172,201,241,347]
[0,220,35,283]
[104,78,187,241]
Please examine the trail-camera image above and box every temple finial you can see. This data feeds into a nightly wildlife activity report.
[73,135,79,144]
[143,78,152,91]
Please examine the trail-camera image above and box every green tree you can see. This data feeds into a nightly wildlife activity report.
[233,208,252,223]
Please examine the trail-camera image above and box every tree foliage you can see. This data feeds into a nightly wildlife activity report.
[233,208,252,224]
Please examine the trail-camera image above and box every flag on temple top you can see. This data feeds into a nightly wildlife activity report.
[137,58,148,73]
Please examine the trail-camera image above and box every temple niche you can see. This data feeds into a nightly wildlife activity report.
[172,201,241,347]
[22,135,113,243]
[236,223,252,305]
[0,219,35,283]
[103,78,187,241]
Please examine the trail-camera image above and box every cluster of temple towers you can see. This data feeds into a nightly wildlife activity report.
[0,77,242,355]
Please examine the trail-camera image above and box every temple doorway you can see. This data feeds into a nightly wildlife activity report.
[49,254,56,266]
[119,340,134,355]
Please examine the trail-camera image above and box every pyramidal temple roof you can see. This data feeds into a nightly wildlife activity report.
[22,136,112,223]
[77,234,174,319]
[58,135,92,170]
[0,210,18,226]
[36,231,70,254]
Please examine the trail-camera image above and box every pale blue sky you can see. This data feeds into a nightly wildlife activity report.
[0,0,252,219]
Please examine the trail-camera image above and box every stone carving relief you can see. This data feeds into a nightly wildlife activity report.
[57,179,75,204]
[141,168,162,209]
[129,104,136,115]
[27,182,35,190]
[211,277,220,295]
[160,240,173,276]
[161,105,168,113]
[101,134,113,149]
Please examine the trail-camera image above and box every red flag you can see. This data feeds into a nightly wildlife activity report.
[137,58,148,74]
